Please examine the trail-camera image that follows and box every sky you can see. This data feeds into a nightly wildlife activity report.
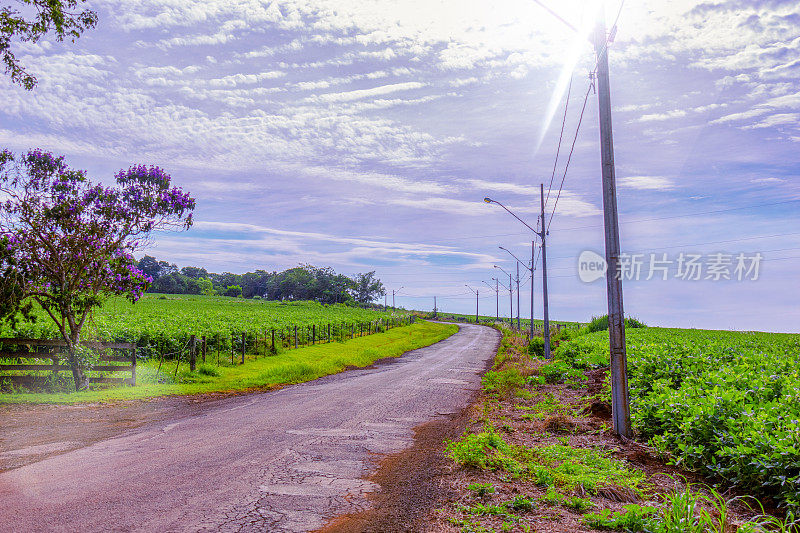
[1,0,799,332]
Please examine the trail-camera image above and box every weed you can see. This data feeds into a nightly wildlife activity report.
[563,495,594,513]
[583,504,658,531]
[196,364,220,377]
[526,375,545,387]
[445,427,522,473]
[482,367,525,397]
[467,482,496,497]
[541,487,565,504]
[507,496,536,512]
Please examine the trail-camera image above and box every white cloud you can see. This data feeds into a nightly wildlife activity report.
[636,110,688,122]
[308,82,427,103]
[617,176,675,191]
[743,113,800,129]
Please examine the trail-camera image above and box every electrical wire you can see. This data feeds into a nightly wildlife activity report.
[545,76,573,209]
[546,0,626,232]
[547,81,593,232]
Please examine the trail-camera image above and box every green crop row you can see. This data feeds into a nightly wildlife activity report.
[0,294,406,359]
[553,327,800,512]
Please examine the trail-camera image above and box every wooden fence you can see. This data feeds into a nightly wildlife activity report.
[0,316,415,387]
[0,338,136,388]
[169,315,416,371]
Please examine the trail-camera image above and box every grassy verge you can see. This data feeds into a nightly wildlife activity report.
[432,325,789,533]
[0,321,457,404]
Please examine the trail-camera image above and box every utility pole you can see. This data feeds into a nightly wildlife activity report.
[391,286,403,310]
[482,280,499,322]
[433,296,437,318]
[494,278,500,322]
[465,285,479,323]
[539,184,552,359]
[500,245,536,338]
[384,294,387,311]
[530,241,535,339]
[508,273,513,327]
[515,261,521,331]
[594,4,631,438]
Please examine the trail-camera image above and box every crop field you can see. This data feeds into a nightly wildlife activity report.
[554,327,800,512]
[0,321,457,404]
[0,294,405,358]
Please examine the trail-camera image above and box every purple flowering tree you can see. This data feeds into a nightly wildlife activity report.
[0,149,195,390]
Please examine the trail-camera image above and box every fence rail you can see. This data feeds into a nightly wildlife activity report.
[0,315,416,388]
[0,339,136,387]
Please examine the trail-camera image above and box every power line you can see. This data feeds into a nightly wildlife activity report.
[399,199,800,246]
[547,80,593,232]
[545,76,573,209]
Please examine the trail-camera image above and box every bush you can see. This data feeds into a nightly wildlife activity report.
[586,314,646,333]
[528,336,553,357]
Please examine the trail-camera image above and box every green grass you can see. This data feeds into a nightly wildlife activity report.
[553,326,800,513]
[583,482,798,532]
[445,426,645,495]
[0,321,457,404]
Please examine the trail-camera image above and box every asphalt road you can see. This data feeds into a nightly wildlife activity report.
[0,323,499,532]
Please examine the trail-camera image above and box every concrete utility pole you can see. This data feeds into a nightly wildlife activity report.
[500,245,536,339]
[516,262,521,331]
[530,240,535,339]
[494,265,514,327]
[538,184,552,359]
[465,285,479,323]
[508,273,512,327]
[391,286,403,310]
[482,280,499,321]
[433,296,437,318]
[495,280,498,320]
[594,4,631,438]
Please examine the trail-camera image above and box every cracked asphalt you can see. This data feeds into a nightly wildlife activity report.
[0,323,499,532]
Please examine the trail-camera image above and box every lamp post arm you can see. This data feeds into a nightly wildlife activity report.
[500,247,534,273]
[491,200,540,235]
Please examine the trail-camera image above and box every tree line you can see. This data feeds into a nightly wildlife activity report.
[136,256,386,305]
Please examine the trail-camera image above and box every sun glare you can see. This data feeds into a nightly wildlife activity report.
[534,0,604,155]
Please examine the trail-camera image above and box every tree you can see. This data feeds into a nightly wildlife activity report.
[196,277,215,296]
[180,265,208,279]
[223,284,242,298]
[150,272,200,295]
[0,149,194,389]
[352,271,385,304]
[1,1,98,89]
[136,255,162,281]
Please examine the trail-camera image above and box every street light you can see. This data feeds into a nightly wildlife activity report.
[493,265,514,328]
[499,245,539,338]
[392,286,403,310]
[465,284,479,323]
[486,197,552,359]
[482,280,499,322]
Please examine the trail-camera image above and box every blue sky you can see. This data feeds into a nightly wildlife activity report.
[2,0,799,332]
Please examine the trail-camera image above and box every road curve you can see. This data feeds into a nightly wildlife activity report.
[0,323,499,532]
